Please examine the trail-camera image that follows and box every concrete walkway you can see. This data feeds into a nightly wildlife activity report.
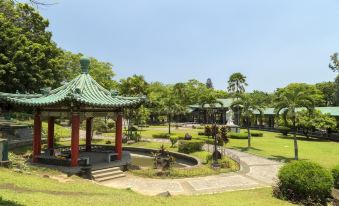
[100,142,283,196]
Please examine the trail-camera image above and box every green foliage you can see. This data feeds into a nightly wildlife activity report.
[227,132,248,139]
[296,110,336,137]
[152,133,170,139]
[0,1,65,93]
[119,74,148,96]
[274,161,333,205]
[62,51,117,89]
[169,136,178,147]
[249,131,263,137]
[277,126,290,136]
[315,81,336,106]
[41,122,70,141]
[204,125,212,136]
[332,165,339,189]
[178,140,204,154]
[227,72,247,96]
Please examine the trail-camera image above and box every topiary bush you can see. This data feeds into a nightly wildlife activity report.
[332,165,339,189]
[274,161,333,205]
[250,131,263,137]
[152,133,170,139]
[227,132,248,139]
[278,126,290,136]
[178,140,204,154]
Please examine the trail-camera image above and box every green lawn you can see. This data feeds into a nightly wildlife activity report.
[140,126,339,169]
[0,168,293,206]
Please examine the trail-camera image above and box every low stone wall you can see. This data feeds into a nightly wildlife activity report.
[123,146,201,167]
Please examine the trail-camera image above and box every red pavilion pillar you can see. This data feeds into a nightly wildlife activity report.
[47,117,55,151]
[115,114,123,160]
[85,117,93,152]
[71,113,80,167]
[33,112,42,163]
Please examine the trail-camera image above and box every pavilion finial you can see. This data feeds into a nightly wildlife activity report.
[80,56,90,74]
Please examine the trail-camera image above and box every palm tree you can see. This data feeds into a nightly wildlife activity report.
[227,73,248,125]
[275,84,316,160]
[231,94,262,149]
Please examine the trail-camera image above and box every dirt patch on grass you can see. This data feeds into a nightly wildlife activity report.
[0,183,107,196]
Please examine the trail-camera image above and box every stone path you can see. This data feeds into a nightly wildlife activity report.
[100,141,283,196]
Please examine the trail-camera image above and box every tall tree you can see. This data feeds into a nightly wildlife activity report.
[206,78,213,89]
[119,75,148,96]
[296,110,336,138]
[227,72,248,125]
[0,1,65,92]
[231,94,262,148]
[274,83,321,160]
[315,82,336,106]
[61,51,117,89]
[227,72,247,95]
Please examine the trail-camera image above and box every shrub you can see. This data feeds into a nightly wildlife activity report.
[198,132,205,136]
[204,125,212,136]
[332,165,339,189]
[278,126,290,136]
[228,132,248,139]
[152,133,170,139]
[250,131,263,137]
[178,140,204,154]
[274,161,333,205]
[184,133,192,140]
[169,136,178,147]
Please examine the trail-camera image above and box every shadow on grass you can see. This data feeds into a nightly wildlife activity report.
[266,155,296,163]
[231,146,263,152]
[275,134,330,143]
[0,197,24,206]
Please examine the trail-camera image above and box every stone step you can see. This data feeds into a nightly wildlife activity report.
[94,173,125,182]
[91,167,120,175]
[92,170,123,179]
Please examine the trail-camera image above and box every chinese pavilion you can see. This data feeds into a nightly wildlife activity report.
[1,57,145,167]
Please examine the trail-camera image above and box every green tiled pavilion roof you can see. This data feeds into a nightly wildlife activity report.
[1,57,145,108]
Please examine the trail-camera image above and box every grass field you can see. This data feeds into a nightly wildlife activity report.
[2,124,338,205]
[139,126,339,169]
[0,168,293,206]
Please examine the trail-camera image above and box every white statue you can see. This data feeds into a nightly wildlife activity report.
[226,110,235,125]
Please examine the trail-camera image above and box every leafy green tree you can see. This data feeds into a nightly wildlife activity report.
[159,87,186,134]
[274,83,321,160]
[231,94,262,148]
[227,72,247,95]
[0,1,65,93]
[227,72,248,125]
[296,110,336,138]
[315,82,335,106]
[119,75,148,96]
[61,51,117,89]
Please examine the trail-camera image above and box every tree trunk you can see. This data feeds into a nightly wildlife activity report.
[168,114,171,135]
[247,118,251,149]
[293,118,298,160]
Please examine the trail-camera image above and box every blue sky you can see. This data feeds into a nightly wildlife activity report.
[38,0,339,92]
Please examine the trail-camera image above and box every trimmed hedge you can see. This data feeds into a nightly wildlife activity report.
[332,165,339,189]
[152,133,170,139]
[228,132,248,139]
[178,140,204,154]
[250,131,263,137]
[278,126,290,136]
[274,161,333,205]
